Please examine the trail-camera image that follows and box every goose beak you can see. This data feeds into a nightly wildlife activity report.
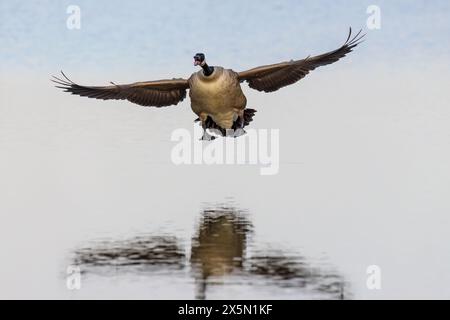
[194,60,201,66]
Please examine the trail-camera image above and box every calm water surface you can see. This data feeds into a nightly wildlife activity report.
[72,206,348,300]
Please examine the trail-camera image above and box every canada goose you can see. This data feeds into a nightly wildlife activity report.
[53,28,364,140]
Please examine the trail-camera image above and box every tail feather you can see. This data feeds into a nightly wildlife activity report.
[242,108,256,126]
[194,108,257,134]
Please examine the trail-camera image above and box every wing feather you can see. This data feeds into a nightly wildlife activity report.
[52,72,189,107]
[238,28,365,93]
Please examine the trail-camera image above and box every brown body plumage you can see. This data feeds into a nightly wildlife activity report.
[189,67,247,129]
[52,28,364,139]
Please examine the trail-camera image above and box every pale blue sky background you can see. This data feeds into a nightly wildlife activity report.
[1,0,449,75]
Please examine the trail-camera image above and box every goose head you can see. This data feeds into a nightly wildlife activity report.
[194,53,214,76]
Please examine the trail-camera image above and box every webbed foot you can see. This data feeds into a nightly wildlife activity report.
[200,134,216,141]
[233,128,246,138]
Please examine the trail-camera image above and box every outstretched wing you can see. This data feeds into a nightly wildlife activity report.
[237,28,365,93]
[52,72,190,107]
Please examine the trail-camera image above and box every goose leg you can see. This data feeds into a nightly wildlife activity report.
[234,109,246,137]
[199,113,215,141]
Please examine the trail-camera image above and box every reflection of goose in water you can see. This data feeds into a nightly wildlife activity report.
[74,235,185,271]
[72,206,349,299]
[190,209,251,299]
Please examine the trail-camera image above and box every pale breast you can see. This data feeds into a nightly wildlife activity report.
[189,67,247,118]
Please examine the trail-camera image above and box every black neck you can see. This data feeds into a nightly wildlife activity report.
[202,63,214,76]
